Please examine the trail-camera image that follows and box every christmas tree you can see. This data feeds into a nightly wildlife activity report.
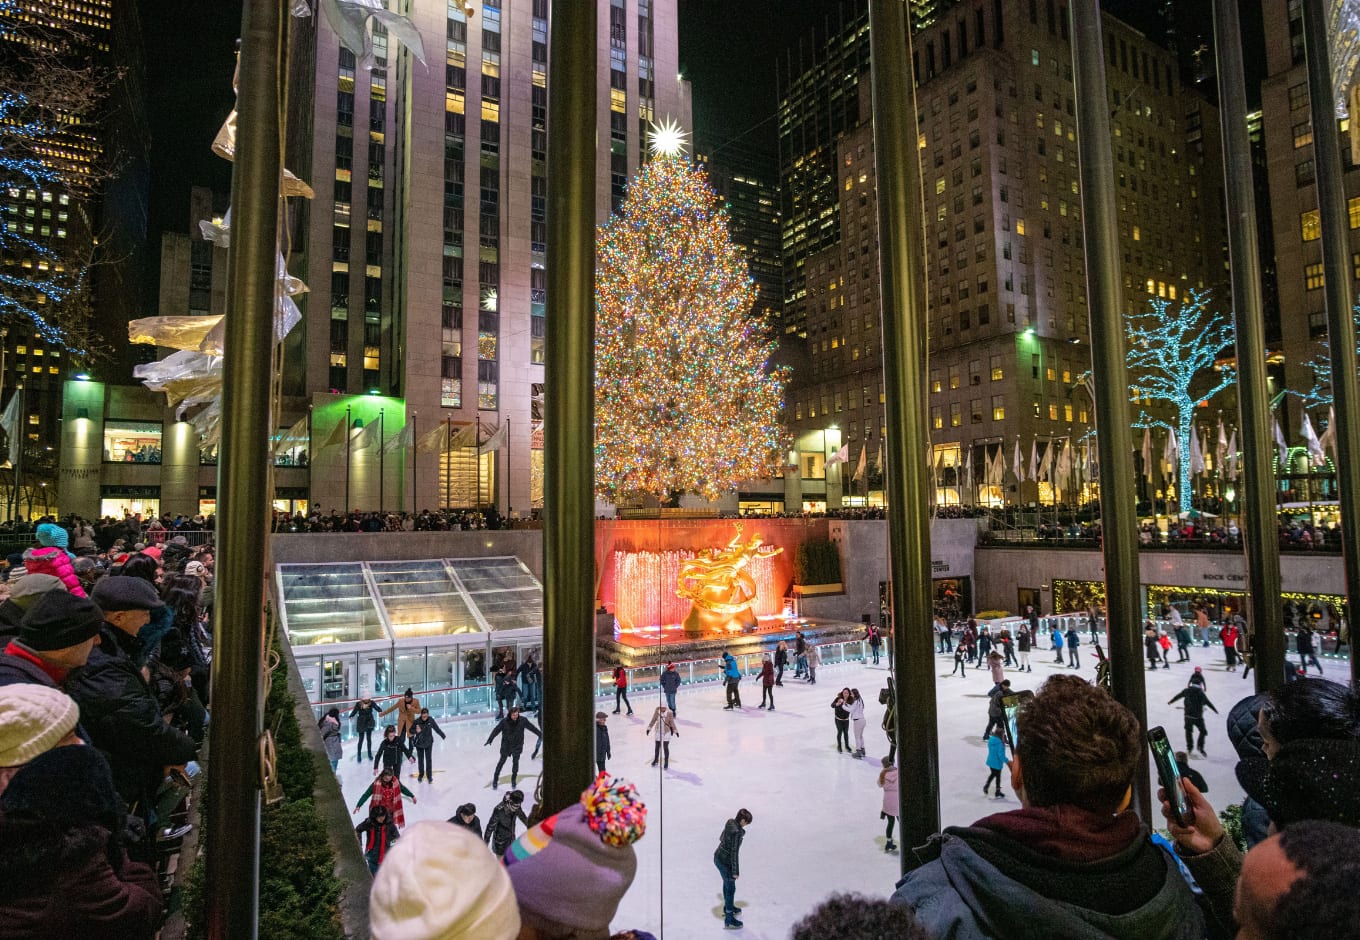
[595,147,788,503]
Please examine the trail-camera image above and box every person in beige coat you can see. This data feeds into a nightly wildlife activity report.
[380,687,421,739]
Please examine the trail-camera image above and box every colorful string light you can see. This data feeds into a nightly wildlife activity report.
[595,154,789,502]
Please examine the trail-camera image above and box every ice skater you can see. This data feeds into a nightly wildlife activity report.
[879,756,899,853]
[987,651,1005,693]
[355,767,417,828]
[868,625,882,664]
[794,630,808,677]
[714,808,752,929]
[355,803,400,874]
[774,641,789,686]
[983,679,1011,739]
[1016,623,1032,672]
[495,663,519,718]
[879,676,898,764]
[758,654,775,709]
[646,704,678,767]
[409,707,446,782]
[380,687,421,740]
[448,802,482,839]
[661,661,682,715]
[1297,626,1323,674]
[831,688,852,753]
[951,644,968,677]
[484,789,528,857]
[485,705,542,789]
[595,711,611,775]
[349,696,377,762]
[721,649,743,708]
[1169,681,1218,757]
[319,708,343,771]
[983,732,1006,799]
[373,724,414,779]
[612,664,634,715]
[1065,623,1081,669]
[805,643,820,684]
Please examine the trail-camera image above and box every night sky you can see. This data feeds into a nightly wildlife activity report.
[135,0,1265,294]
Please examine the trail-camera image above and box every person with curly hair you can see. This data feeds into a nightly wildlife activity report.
[792,893,928,940]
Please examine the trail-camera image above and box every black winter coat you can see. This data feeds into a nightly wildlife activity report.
[373,735,412,771]
[486,715,541,754]
[449,813,483,840]
[714,819,745,876]
[349,700,377,732]
[596,722,611,760]
[1169,686,1218,721]
[66,625,197,812]
[485,800,528,855]
[410,716,446,749]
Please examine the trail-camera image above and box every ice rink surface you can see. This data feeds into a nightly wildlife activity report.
[336,638,1277,938]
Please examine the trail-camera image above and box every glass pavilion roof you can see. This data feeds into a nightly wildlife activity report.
[277,556,542,647]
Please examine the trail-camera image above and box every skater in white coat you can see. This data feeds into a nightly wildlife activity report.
[645,704,679,768]
[879,756,900,853]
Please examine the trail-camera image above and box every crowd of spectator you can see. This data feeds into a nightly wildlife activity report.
[271,507,538,533]
[0,518,214,937]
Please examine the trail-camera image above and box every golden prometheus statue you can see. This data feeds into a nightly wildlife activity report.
[675,525,783,637]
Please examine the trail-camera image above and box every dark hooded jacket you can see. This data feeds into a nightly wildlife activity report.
[891,806,1204,940]
[66,624,198,811]
[1226,693,1272,848]
[0,745,162,939]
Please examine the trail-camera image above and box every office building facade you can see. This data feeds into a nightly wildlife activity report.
[777,0,1227,510]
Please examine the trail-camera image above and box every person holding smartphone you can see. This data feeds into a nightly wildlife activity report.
[893,675,1203,938]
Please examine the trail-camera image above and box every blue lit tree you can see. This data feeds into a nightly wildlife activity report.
[1297,303,1360,410]
[1126,289,1235,513]
[0,0,111,353]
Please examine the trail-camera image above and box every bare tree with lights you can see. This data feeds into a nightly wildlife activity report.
[0,0,117,354]
[1126,289,1235,514]
[594,131,789,504]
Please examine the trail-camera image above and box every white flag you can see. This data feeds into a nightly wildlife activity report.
[1318,407,1337,461]
[1301,412,1325,466]
[1163,430,1180,475]
[852,444,867,481]
[449,422,479,450]
[351,416,383,453]
[479,422,509,454]
[1028,439,1039,482]
[273,415,310,459]
[1039,440,1054,481]
[1141,427,1153,480]
[1012,439,1024,483]
[826,443,850,466]
[416,422,451,455]
[1225,430,1239,481]
[0,391,20,467]
[1216,419,1228,469]
[1273,417,1289,471]
[1189,426,1205,475]
[1055,441,1072,484]
[875,442,884,475]
[381,421,415,455]
[314,413,350,455]
[990,448,1005,486]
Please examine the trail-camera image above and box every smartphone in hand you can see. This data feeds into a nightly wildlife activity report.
[1148,725,1194,826]
[1000,690,1034,754]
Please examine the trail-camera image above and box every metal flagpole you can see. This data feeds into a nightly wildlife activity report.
[410,411,417,513]
[204,0,280,932]
[343,405,352,512]
[444,416,452,510]
[1069,0,1151,819]
[476,415,483,508]
[378,408,385,514]
[868,0,941,872]
[543,0,598,813]
[1301,0,1360,682]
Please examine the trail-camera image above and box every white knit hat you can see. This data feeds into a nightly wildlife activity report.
[370,821,521,940]
[0,685,81,767]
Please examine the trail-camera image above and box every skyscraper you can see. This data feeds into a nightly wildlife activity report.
[294,0,689,512]
[777,0,1227,511]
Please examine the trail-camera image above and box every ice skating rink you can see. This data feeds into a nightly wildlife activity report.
[336,640,1268,938]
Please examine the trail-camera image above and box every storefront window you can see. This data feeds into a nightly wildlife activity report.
[103,421,163,463]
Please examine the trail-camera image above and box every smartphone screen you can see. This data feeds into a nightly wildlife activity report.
[1000,690,1034,753]
[1148,726,1193,826]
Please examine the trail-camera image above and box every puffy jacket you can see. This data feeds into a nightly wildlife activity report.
[722,653,740,680]
[986,734,1008,769]
[349,699,378,732]
[21,547,84,597]
[66,625,198,810]
[660,669,681,694]
[485,714,541,754]
[485,799,528,856]
[320,716,343,761]
[0,746,162,940]
[714,819,745,876]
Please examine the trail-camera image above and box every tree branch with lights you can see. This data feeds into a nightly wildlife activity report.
[1125,289,1235,513]
[594,137,789,503]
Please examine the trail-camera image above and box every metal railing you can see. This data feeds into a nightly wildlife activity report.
[310,638,871,729]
